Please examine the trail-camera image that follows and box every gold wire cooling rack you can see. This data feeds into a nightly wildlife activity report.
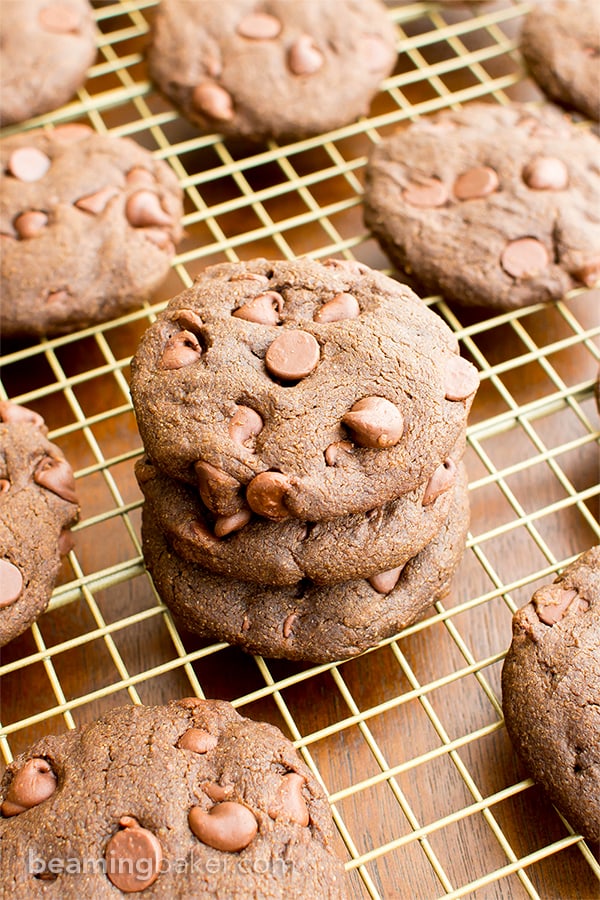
[1,1,600,897]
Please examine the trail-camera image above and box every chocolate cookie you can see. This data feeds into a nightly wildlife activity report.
[521,0,600,122]
[0,126,183,338]
[0,402,79,647]
[141,463,469,663]
[130,258,478,522]
[147,0,397,141]
[0,0,97,127]
[363,102,600,310]
[135,448,465,586]
[502,547,600,843]
[0,699,347,898]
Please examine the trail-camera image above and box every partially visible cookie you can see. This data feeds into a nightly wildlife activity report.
[363,102,600,310]
[148,0,397,141]
[0,402,80,647]
[141,462,469,662]
[502,547,600,843]
[0,699,347,898]
[130,257,478,522]
[0,0,97,126]
[521,0,600,122]
[0,126,183,338]
[135,449,464,586]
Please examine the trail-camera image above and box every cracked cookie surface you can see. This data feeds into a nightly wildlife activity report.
[148,0,397,141]
[364,102,600,310]
[0,127,183,337]
[130,257,478,522]
[0,699,347,898]
[502,546,600,842]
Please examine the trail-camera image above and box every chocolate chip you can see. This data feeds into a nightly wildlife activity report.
[533,585,584,625]
[195,461,242,516]
[126,191,173,229]
[269,772,310,825]
[0,401,44,427]
[1,758,57,817]
[444,355,479,402]
[522,156,569,191]
[174,309,203,333]
[75,186,118,215]
[237,12,282,39]
[574,259,600,287]
[14,211,48,239]
[126,167,156,188]
[228,405,263,448]
[188,801,258,852]
[283,612,297,639]
[501,238,549,278]
[422,458,456,506]
[8,148,51,182]
[34,456,78,504]
[229,272,270,285]
[246,471,291,519]
[214,508,252,538]
[265,330,320,381]
[142,228,174,251]
[0,480,10,493]
[192,82,234,120]
[177,728,218,753]
[202,782,233,802]
[403,177,448,208]
[453,166,499,200]
[324,440,354,466]
[0,559,23,610]
[105,817,163,892]
[232,291,283,325]
[288,35,324,75]
[161,331,202,369]
[342,396,404,449]
[368,566,403,594]
[314,292,360,323]
[38,3,81,33]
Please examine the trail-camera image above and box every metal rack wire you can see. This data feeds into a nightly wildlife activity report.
[1,1,599,897]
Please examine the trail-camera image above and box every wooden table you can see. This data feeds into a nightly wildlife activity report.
[1,2,599,897]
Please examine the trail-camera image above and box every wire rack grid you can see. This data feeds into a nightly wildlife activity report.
[1,1,599,898]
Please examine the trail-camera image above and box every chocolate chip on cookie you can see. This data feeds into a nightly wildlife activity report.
[0,128,183,338]
[364,102,600,309]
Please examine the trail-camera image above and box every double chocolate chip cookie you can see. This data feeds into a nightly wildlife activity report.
[521,0,600,122]
[0,0,97,126]
[0,402,79,647]
[364,102,600,310]
[148,0,397,141]
[130,257,478,523]
[1,125,183,338]
[0,699,347,898]
[502,547,600,843]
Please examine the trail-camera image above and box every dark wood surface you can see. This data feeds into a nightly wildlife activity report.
[1,1,599,897]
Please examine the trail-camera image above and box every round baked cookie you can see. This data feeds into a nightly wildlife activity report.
[0,0,97,127]
[0,402,79,647]
[363,102,600,310]
[130,258,479,522]
[0,126,184,338]
[135,448,465,586]
[0,699,347,898]
[141,463,469,663]
[502,546,600,843]
[521,0,600,122]
[147,0,397,141]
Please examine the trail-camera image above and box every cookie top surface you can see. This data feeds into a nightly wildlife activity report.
[148,0,397,141]
[502,546,600,843]
[0,699,347,898]
[0,126,184,338]
[521,0,600,122]
[0,402,79,647]
[0,0,97,127]
[142,462,469,662]
[135,447,464,586]
[130,258,478,522]
[364,102,600,310]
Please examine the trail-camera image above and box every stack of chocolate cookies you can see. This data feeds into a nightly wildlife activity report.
[130,258,479,663]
